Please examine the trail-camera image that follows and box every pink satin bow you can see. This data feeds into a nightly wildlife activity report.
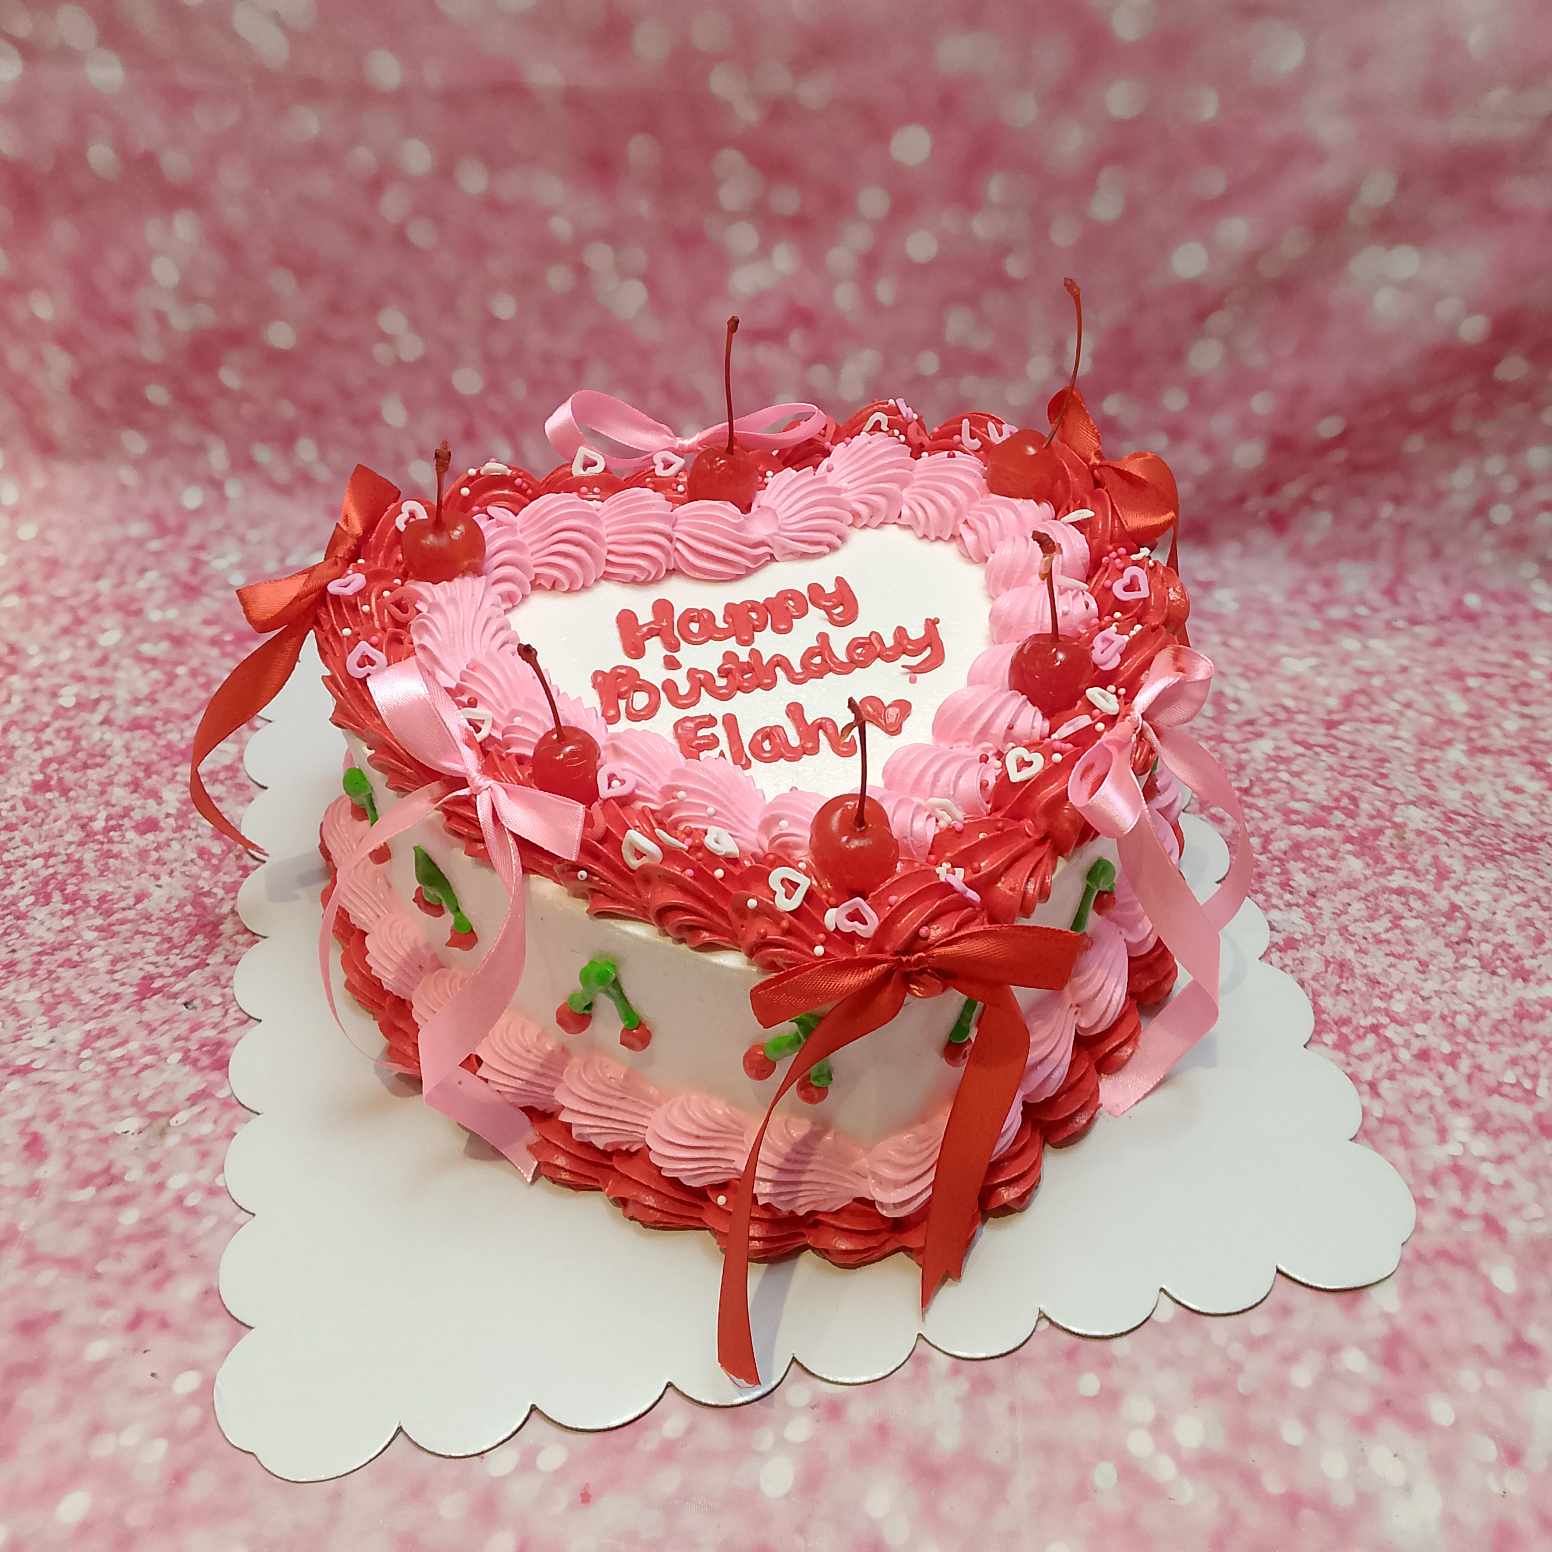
[545,388,829,472]
[1067,645,1252,1114]
[320,658,586,1173]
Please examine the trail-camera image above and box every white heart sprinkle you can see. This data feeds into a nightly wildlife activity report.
[702,826,739,858]
[395,498,427,532]
[769,867,810,912]
[571,446,607,477]
[622,829,663,871]
[652,450,686,478]
[1005,746,1045,783]
[924,797,964,825]
[824,897,880,938]
[1086,687,1122,716]
[862,410,892,434]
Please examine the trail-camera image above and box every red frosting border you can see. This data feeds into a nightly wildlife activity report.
[324,861,1178,1269]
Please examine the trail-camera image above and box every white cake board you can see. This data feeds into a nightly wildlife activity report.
[214,648,1415,1481]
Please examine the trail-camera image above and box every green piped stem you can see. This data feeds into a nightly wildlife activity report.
[762,1010,825,1064]
[1069,857,1118,933]
[947,998,980,1045]
[342,766,379,824]
[414,845,472,935]
[567,958,644,1028]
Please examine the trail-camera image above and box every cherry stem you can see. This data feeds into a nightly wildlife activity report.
[722,315,740,452]
[1034,531,1061,642]
[1041,278,1084,450]
[434,440,451,526]
[516,642,563,734]
[846,695,869,830]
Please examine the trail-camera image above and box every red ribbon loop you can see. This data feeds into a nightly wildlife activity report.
[189,464,400,856]
[719,921,1082,1388]
[1044,387,1180,557]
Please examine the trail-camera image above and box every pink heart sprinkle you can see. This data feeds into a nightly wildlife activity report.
[1113,565,1150,602]
[326,570,366,597]
[345,641,387,679]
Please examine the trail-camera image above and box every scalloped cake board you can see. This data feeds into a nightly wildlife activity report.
[214,646,1415,1482]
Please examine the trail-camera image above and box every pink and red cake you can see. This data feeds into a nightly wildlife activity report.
[195,290,1244,1382]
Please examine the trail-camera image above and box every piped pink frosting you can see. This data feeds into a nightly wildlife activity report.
[474,1008,571,1108]
[365,913,442,999]
[896,451,987,540]
[671,499,771,580]
[756,789,827,857]
[644,1093,752,1187]
[598,487,676,582]
[321,799,397,925]
[410,574,520,690]
[931,685,1048,750]
[755,1116,865,1214]
[881,743,997,816]
[475,507,536,608]
[597,728,683,804]
[657,757,768,850]
[518,493,607,591]
[1070,914,1130,1034]
[1108,810,1181,951]
[1021,990,1078,1102]
[748,465,852,560]
[555,1053,663,1153]
[819,432,913,527]
[988,576,1099,644]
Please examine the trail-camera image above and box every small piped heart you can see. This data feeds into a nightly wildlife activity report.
[1004,746,1045,784]
[621,828,664,871]
[768,866,810,912]
[824,897,880,938]
[1113,565,1150,602]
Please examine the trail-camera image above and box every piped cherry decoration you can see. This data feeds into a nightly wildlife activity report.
[984,279,1095,509]
[684,315,779,510]
[1009,533,1091,713]
[808,697,900,897]
[400,440,487,583]
[516,641,600,804]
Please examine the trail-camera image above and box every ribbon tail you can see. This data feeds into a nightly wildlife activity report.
[425,1068,539,1180]
[919,985,1030,1305]
[190,620,311,856]
[318,781,457,1038]
[416,797,529,1092]
[1098,809,1223,1115]
[1157,730,1252,935]
[718,974,907,1388]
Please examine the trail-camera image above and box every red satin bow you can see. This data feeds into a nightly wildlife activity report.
[189,464,401,855]
[718,921,1082,1387]
[1046,387,1181,561]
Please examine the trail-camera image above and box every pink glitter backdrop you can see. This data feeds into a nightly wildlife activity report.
[3,0,1549,1546]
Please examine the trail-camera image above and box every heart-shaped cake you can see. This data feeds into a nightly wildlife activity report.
[306,377,1194,1277]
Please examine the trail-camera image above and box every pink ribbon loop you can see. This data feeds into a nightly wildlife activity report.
[1068,646,1252,1114]
[319,658,586,1173]
[545,388,828,472]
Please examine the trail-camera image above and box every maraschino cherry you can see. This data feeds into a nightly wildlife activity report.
[808,698,900,897]
[985,279,1095,508]
[684,315,778,510]
[1009,532,1091,713]
[400,440,488,583]
[516,641,600,804]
